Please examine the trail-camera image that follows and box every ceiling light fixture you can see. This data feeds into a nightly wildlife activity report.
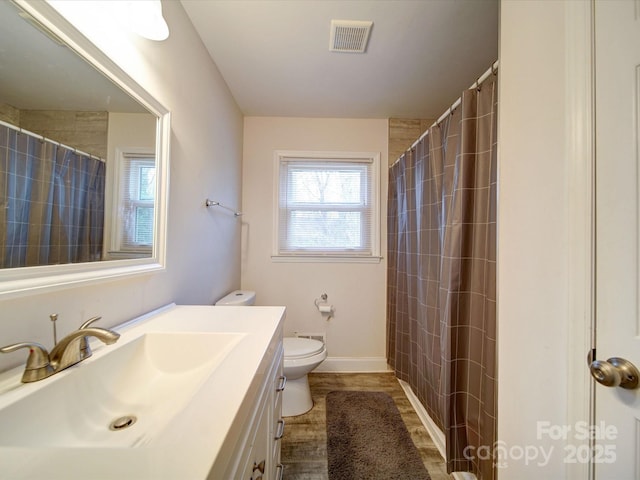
[123,0,169,41]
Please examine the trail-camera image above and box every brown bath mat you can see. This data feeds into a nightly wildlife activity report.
[326,390,431,480]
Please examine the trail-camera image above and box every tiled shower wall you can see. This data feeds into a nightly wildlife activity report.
[0,103,20,126]
[388,118,434,166]
[0,103,108,159]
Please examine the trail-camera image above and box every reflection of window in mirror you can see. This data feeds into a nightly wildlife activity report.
[108,150,155,259]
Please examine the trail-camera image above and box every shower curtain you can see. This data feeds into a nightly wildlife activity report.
[387,71,497,479]
[0,125,106,268]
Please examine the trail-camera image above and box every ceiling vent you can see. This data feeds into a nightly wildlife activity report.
[329,20,373,53]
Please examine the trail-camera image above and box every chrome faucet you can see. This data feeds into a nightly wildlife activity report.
[49,326,120,371]
[0,316,120,383]
[0,342,54,382]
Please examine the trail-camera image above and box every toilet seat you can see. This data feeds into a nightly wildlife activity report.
[284,337,325,360]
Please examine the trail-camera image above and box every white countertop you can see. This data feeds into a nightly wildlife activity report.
[0,303,285,480]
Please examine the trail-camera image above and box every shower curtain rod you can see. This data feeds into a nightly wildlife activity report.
[390,59,499,168]
[412,59,499,149]
[0,119,106,163]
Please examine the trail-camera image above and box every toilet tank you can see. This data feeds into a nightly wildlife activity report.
[215,290,256,306]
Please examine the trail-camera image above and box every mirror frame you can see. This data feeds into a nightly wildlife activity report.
[0,0,170,299]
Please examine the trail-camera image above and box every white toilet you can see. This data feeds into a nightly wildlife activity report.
[216,290,327,417]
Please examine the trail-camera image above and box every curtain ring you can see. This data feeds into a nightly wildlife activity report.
[492,62,498,76]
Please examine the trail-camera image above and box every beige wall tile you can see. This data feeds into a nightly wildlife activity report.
[388,117,435,165]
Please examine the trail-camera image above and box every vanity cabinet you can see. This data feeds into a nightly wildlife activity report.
[0,305,287,480]
[270,359,285,480]
[238,398,271,480]
[214,335,285,480]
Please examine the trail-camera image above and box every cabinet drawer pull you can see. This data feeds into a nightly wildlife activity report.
[252,460,265,474]
[276,464,284,480]
[274,419,286,440]
[276,375,286,392]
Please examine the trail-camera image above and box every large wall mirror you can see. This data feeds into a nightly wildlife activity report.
[0,0,170,298]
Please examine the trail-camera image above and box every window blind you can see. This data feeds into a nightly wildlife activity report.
[118,154,155,251]
[277,157,375,257]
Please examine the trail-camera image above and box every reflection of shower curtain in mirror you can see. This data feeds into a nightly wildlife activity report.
[387,72,497,479]
[0,125,105,268]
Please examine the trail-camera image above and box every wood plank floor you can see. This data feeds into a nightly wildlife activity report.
[280,372,451,479]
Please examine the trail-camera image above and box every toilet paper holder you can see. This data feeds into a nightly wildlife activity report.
[314,293,334,319]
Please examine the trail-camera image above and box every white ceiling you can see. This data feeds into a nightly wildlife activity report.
[181,0,499,119]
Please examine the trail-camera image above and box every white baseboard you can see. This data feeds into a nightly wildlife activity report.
[452,472,476,480]
[398,379,447,458]
[398,379,477,480]
[314,356,390,373]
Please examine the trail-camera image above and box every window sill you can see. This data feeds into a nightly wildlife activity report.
[106,251,153,260]
[271,255,382,264]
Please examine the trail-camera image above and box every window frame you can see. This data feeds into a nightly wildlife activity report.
[272,150,381,263]
[108,148,156,257]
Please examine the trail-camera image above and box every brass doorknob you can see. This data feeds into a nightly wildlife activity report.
[589,357,639,389]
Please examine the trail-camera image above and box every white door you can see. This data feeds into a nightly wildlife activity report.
[593,1,640,478]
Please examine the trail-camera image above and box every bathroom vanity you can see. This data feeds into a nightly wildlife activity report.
[0,304,285,479]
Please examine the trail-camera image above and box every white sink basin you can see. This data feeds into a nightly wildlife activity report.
[0,331,244,447]
[0,304,286,480]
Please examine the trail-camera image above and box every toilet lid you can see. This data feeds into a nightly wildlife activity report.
[284,337,325,359]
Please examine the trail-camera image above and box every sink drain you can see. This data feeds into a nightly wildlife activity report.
[109,415,137,431]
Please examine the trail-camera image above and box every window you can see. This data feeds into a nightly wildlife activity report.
[274,150,380,262]
[112,152,155,255]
